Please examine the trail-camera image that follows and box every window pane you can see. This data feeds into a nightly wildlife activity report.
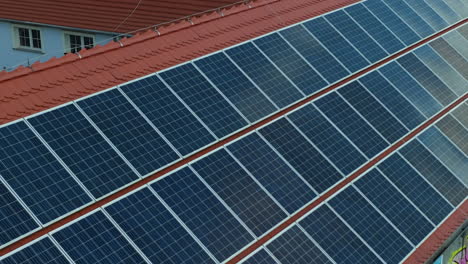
[69,34,81,53]
[84,36,94,49]
[31,29,41,49]
[18,28,30,47]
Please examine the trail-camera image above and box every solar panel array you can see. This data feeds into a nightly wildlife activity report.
[1,0,468,263]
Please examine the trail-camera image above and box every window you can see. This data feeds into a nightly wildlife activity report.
[13,25,43,51]
[64,32,95,53]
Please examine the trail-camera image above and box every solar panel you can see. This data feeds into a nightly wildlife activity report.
[159,63,248,139]
[459,25,468,39]
[355,169,434,245]
[280,25,349,83]
[194,52,278,123]
[241,249,278,264]
[260,118,343,193]
[447,30,468,56]
[430,37,468,79]
[338,81,408,143]
[441,0,467,19]
[288,103,367,175]
[451,103,468,128]
[427,0,461,25]
[151,167,254,262]
[314,92,389,158]
[0,237,70,264]
[436,115,468,156]
[253,33,328,95]
[77,88,180,176]
[381,0,434,38]
[225,43,304,108]
[300,205,383,263]
[192,149,287,236]
[405,0,448,31]
[27,104,139,199]
[52,210,146,264]
[0,121,91,225]
[266,225,333,264]
[227,133,316,214]
[304,17,369,73]
[325,10,388,63]
[120,75,216,157]
[104,187,215,264]
[329,187,413,264]
[378,153,454,224]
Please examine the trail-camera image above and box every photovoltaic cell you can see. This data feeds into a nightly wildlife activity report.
[192,149,287,236]
[418,127,468,185]
[330,187,413,264]
[260,118,343,193]
[379,154,454,224]
[0,181,38,246]
[280,25,349,83]
[314,92,389,158]
[379,62,442,118]
[159,64,248,139]
[267,225,332,264]
[428,0,461,25]
[338,81,408,143]
[304,18,369,73]
[77,89,180,176]
[105,187,215,264]
[152,167,254,262]
[0,121,91,224]
[459,25,468,40]
[451,103,468,129]
[241,249,277,264]
[359,71,426,130]
[405,0,448,31]
[300,205,383,264]
[288,104,367,175]
[325,10,387,63]
[52,210,146,264]
[355,169,434,245]
[28,104,139,199]
[436,115,468,156]
[430,37,468,80]
[121,76,215,157]
[194,52,277,123]
[345,3,405,54]
[445,30,468,57]
[0,237,70,264]
[225,43,304,108]
[363,0,420,45]
[400,140,468,206]
[445,0,468,18]
[253,33,328,95]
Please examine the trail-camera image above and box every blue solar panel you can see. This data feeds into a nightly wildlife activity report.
[430,37,468,80]
[0,181,38,246]
[225,43,304,108]
[242,249,277,264]
[418,127,468,185]
[28,104,139,199]
[398,54,458,106]
[355,169,434,245]
[404,0,448,31]
[52,210,146,264]
[227,133,316,214]
[152,167,254,262]
[267,225,332,264]
[314,92,389,158]
[381,0,435,38]
[159,63,248,139]
[0,237,70,264]
[194,52,277,123]
[192,149,287,236]
[414,45,467,96]
[300,205,383,264]
[304,18,369,73]
[260,118,343,193]
[379,61,442,118]
[345,3,405,54]
[459,25,468,40]
[329,187,413,264]
[452,103,468,129]
[105,187,215,264]
[253,33,328,95]
[445,30,468,58]
[359,71,426,130]
[378,153,454,225]
[325,10,388,63]
[121,76,216,157]
[288,104,367,175]
[280,25,349,83]
[400,140,468,206]
[0,121,91,224]
[445,0,468,18]
[338,81,408,143]
[429,0,461,25]
[77,89,180,176]
[363,0,420,45]
[436,115,468,156]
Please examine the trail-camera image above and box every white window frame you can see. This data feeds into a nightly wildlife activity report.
[63,31,95,54]
[11,24,44,53]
